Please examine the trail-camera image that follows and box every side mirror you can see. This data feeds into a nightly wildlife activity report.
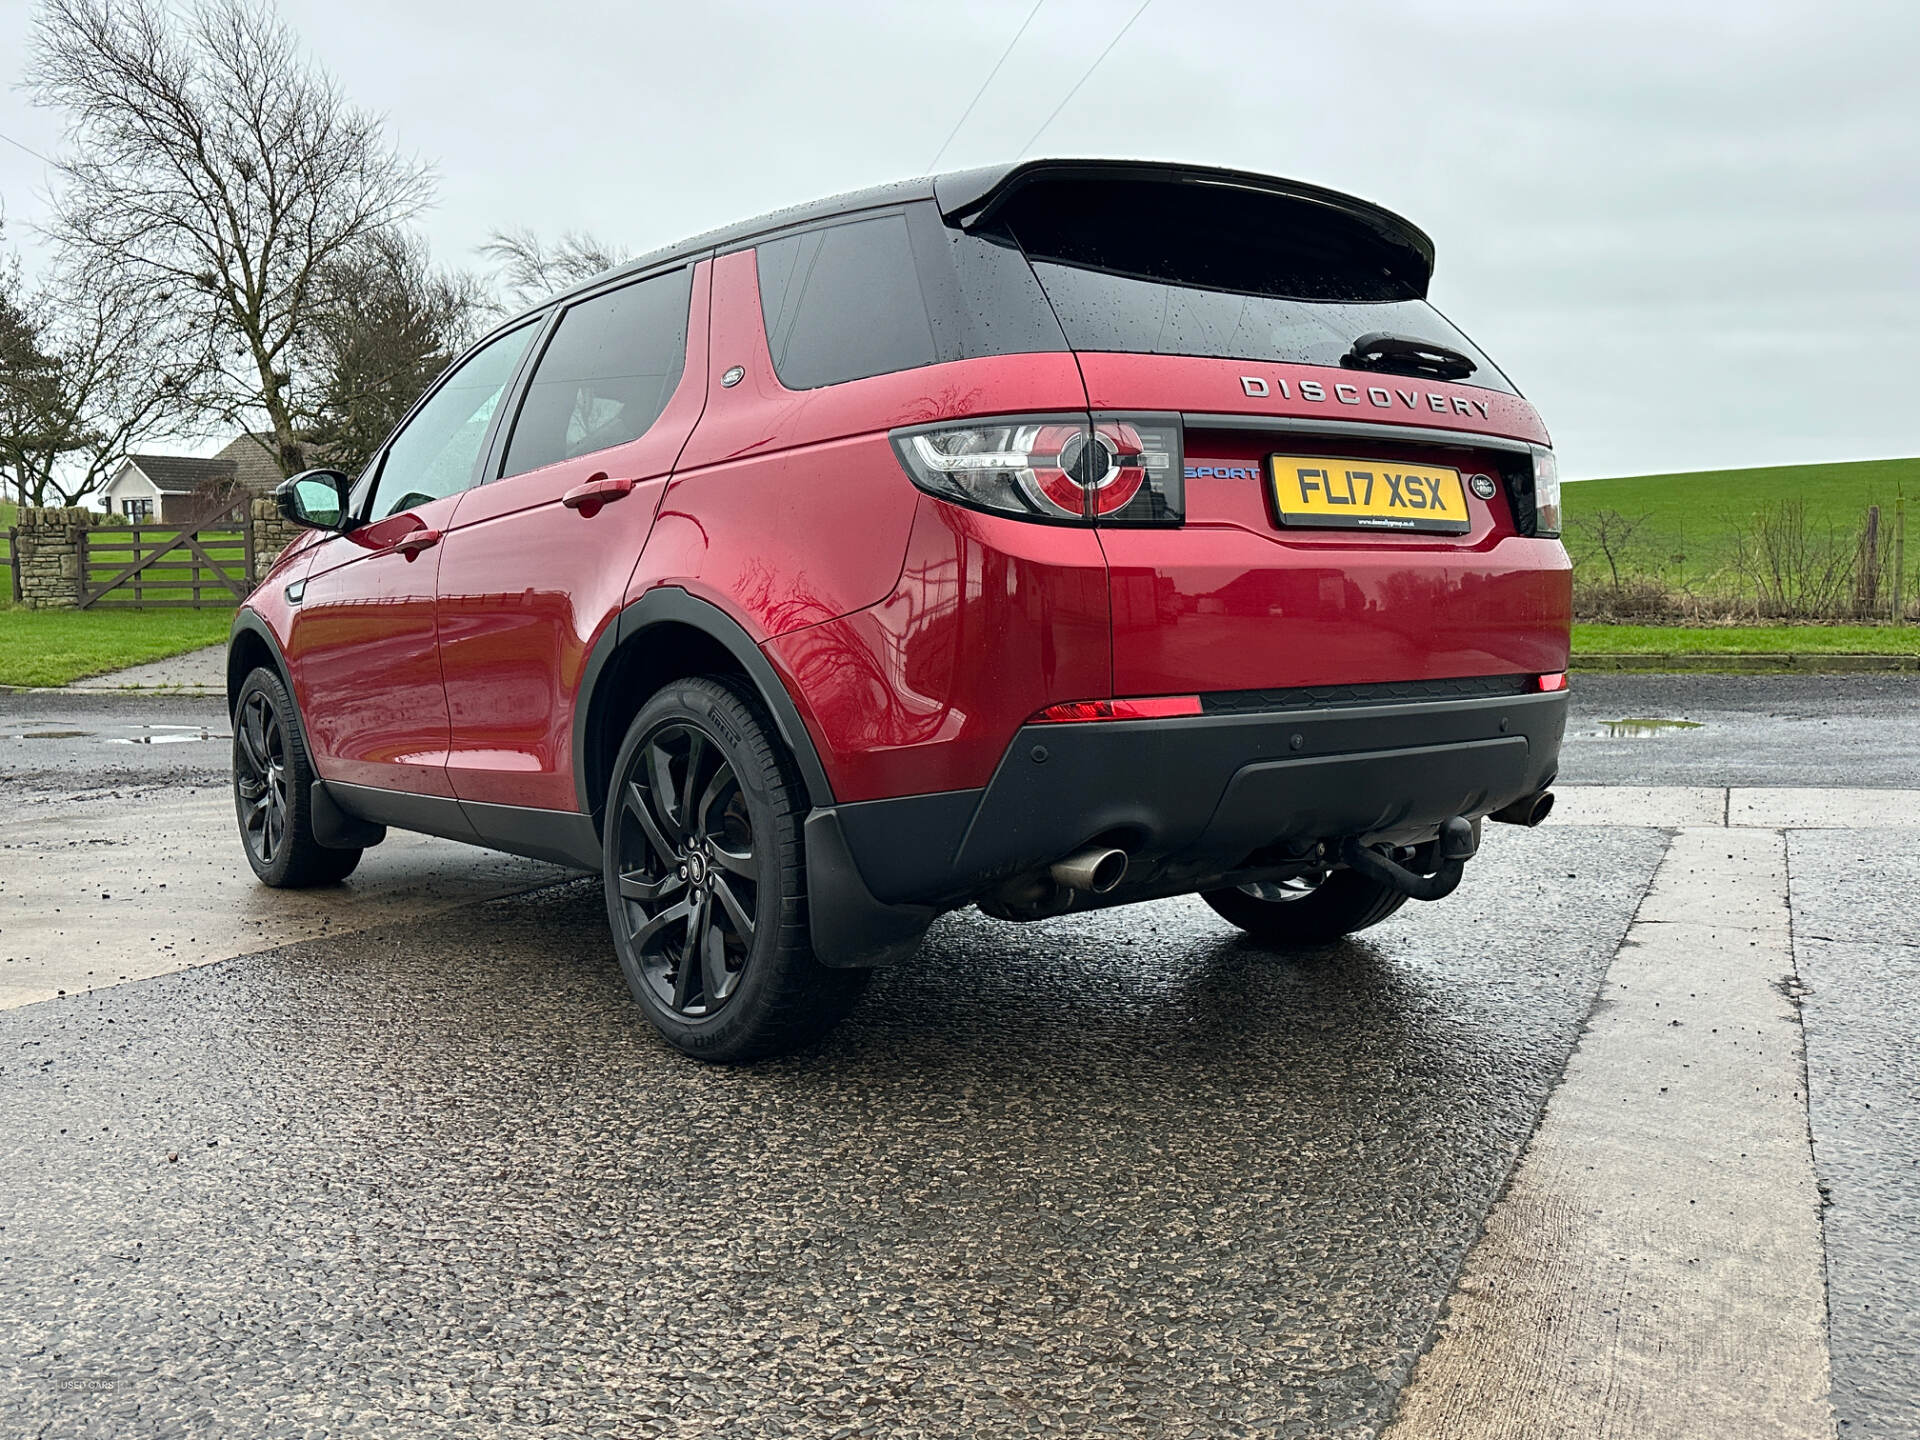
[275,469,354,532]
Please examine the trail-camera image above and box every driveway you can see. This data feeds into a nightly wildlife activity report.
[1,675,1915,1438]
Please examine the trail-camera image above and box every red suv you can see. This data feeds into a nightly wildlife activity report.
[230,160,1570,1062]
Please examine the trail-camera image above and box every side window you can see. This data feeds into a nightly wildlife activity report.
[500,268,693,480]
[366,321,537,519]
[756,213,937,389]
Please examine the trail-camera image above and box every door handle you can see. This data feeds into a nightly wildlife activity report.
[392,528,443,561]
[563,473,637,518]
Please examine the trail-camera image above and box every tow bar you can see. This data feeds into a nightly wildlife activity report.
[1342,816,1479,902]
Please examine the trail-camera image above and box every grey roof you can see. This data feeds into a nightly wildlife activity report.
[125,453,236,494]
[212,433,285,492]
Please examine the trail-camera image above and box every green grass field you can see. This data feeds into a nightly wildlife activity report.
[1575,622,1920,655]
[1565,455,1920,585]
[0,607,233,688]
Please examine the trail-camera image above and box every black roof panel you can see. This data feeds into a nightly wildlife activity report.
[521,158,1434,315]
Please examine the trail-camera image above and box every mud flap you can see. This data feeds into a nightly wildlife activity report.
[804,809,936,968]
[310,781,388,851]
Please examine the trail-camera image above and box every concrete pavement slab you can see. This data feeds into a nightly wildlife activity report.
[1551,785,1727,828]
[0,786,568,1007]
[1731,787,1920,830]
[1385,828,1832,1440]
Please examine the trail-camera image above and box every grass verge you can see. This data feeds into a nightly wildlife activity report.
[0,607,234,687]
[1574,623,1920,655]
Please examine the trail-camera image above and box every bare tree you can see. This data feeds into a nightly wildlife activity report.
[29,0,435,478]
[1564,507,1651,593]
[0,229,72,505]
[1731,499,1856,619]
[301,227,488,477]
[481,227,630,309]
[0,224,192,507]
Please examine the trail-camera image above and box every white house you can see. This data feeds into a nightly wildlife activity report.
[96,434,284,524]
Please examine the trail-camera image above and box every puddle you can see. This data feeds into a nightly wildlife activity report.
[108,728,227,745]
[1598,716,1705,738]
[106,725,227,746]
[12,725,227,745]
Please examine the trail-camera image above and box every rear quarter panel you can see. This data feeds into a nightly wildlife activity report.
[637,249,1091,641]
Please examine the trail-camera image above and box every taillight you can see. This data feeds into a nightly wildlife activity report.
[1536,672,1568,693]
[1528,444,1562,538]
[892,413,1183,525]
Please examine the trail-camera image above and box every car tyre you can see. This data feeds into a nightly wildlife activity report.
[603,676,868,1063]
[1200,869,1407,946]
[232,666,363,888]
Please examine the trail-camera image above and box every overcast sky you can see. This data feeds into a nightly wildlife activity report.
[2,0,1915,479]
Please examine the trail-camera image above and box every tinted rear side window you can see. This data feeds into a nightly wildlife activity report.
[500,267,692,479]
[756,214,937,389]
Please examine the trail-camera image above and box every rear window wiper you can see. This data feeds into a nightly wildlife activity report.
[1341,331,1476,383]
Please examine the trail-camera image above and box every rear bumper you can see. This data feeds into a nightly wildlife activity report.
[822,682,1566,917]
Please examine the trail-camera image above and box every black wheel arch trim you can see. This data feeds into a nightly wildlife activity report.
[228,608,301,721]
[573,592,930,967]
[573,587,838,825]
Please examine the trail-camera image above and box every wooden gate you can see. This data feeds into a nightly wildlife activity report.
[77,502,257,609]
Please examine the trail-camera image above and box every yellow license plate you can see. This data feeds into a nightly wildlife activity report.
[1269,455,1470,534]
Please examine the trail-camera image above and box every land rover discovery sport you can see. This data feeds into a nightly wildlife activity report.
[230,159,1571,1062]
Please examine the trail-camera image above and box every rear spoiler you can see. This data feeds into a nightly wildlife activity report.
[932,158,1437,299]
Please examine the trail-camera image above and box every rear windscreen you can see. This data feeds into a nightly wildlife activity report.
[982,176,1517,395]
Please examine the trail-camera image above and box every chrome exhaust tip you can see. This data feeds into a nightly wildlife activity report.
[1050,846,1129,895]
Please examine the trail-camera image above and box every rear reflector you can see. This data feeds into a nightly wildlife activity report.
[1034,695,1204,723]
[1536,672,1569,692]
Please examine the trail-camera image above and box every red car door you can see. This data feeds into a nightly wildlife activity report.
[287,320,539,796]
[434,261,711,815]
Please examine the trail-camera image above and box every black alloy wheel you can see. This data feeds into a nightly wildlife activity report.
[230,665,363,888]
[1200,866,1408,946]
[602,677,868,1063]
[611,721,759,1018]
[235,687,291,867]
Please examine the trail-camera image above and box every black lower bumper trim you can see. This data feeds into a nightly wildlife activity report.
[833,690,1567,909]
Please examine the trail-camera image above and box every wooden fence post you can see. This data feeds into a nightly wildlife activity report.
[1895,492,1908,625]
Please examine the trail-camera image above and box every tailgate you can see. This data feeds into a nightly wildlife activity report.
[952,161,1570,699]
[1085,353,1568,697]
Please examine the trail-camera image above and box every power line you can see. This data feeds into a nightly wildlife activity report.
[1018,0,1152,157]
[926,0,1047,173]
[0,129,59,168]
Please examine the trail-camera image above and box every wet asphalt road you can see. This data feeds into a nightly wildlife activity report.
[2,691,231,792]
[2,674,1917,1436]
[1788,831,1920,1439]
[0,823,1662,1437]
[1562,672,1920,789]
